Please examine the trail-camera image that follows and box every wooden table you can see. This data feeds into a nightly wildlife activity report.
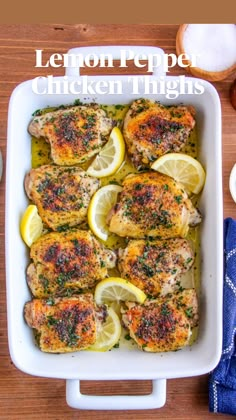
[0,24,235,419]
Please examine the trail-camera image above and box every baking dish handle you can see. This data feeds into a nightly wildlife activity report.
[65,45,166,78]
[66,378,166,410]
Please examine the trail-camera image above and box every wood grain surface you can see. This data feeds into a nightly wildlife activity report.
[0,24,235,419]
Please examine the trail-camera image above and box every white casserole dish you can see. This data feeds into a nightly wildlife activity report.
[5,46,223,410]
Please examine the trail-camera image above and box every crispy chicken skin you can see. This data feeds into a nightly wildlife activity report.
[118,238,194,297]
[24,294,108,353]
[108,172,201,239]
[122,288,198,352]
[123,99,196,169]
[27,229,116,298]
[28,105,113,165]
[24,164,100,231]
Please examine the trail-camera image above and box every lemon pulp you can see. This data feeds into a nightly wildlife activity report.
[88,184,122,242]
[88,307,121,352]
[86,126,125,178]
[151,152,205,195]
[94,277,147,305]
[20,204,43,247]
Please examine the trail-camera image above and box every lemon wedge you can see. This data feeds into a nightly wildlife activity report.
[88,184,122,241]
[151,152,206,194]
[20,204,43,247]
[86,126,125,178]
[94,277,147,306]
[88,306,121,352]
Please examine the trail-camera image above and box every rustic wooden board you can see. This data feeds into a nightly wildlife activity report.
[0,24,235,419]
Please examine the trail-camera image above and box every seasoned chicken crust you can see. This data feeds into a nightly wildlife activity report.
[118,238,194,297]
[24,164,100,231]
[28,104,113,165]
[122,288,198,352]
[27,229,116,298]
[24,294,108,353]
[123,99,195,169]
[108,171,201,239]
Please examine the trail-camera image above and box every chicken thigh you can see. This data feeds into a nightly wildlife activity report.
[118,238,194,297]
[28,104,113,165]
[108,172,201,239]
[122,288,198,352]
[27,229,116,298]
[25,164,100,231]
[123,99,195,169]
[24,294,107,353]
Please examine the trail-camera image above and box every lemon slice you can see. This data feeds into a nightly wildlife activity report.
[20,204,43,247]
[88,307,121,352]
[94,277,147,305]
[229,163,236,202]
[86,126,125,178]
[151,153,206,194]
[88,184,122,241]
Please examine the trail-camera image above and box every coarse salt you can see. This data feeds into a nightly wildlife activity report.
[183,24,236,72]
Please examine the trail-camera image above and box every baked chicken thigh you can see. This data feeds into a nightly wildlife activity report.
[108,172,201,239]
[24,164,100,231]
[27,229,116,298]
[24,294,107,353]
[122,288,198,352]
[28,104,113,165]
[118,238,194,297]
[123,99,195,169]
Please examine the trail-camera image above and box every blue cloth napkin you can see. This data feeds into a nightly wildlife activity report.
[209,217,236,415]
